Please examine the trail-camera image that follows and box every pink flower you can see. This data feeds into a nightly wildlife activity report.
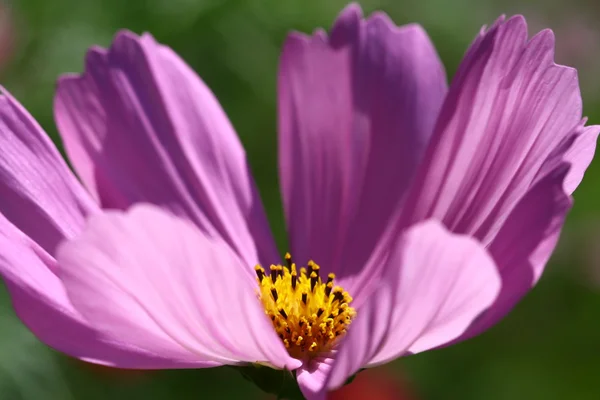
[0,3,596,399]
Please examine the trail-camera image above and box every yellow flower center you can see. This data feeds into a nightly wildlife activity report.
[255,253,356,360]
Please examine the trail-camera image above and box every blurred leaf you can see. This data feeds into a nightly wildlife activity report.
[0,286,72,400]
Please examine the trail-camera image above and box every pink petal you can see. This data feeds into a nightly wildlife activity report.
[0,90,189,368]
[54,31,278,271]
[456,162,572,340]
[396,16,595,337]
[401,16,586,242]
[278,4,447,284]
[297,357,332,400]
[57,204,300,370]
[297,221,500,396]
[0,214,207,369]
[0,89,96,256]
[563,124,599,194]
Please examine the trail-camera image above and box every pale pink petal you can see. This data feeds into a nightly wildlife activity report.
[54,31,277,271]
[297,221,500,396]
[57,204,300,370]
[278,4,447,286]
[0,89,96,256]
[0,90,186,368]
[297,357,332,400]
[0,214,211,369]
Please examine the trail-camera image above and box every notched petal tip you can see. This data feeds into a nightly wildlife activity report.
[337,2,364,22]
[562,123,600,195]
[364,12,429,45]
[112,29,143,44]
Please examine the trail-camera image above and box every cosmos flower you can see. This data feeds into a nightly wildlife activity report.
[0,3,597,399]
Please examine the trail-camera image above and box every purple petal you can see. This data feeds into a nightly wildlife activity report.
[278,4,447,283]
[297,221,500,396]
[54,31,278,271]
[0,214,208,369]
[57,204,300,370]
[456,163,572,340]
[396,16,595,336]
[563,124,599,194]
[401,16,586,242]
[0,89,96,255]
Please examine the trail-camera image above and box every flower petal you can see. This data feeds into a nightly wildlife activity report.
[54,31,278,271]
[297,357,332,400]
[400,16,587,245]
[456,162,572,340]
[0,214,205,369]
[57,204,300,370]
[0,89,96,256]
[298,221,500,395]
[563,124,599,194]
[278,4,447,282]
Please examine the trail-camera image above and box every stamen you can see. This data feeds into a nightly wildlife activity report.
[279,309,288,319]
[270,265,278,282]
[291,269,298,290]
[333,290,344,303]
[255,254,356,360]
[325,282,333,297]
[310,272,318,292]
[326,273,335,284]
[307,260,315,276]
[254,265,265,282]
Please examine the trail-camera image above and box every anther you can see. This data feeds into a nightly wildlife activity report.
[269,265,278,281]
[285,253,292,269]
[271,288,278,302]
[326,273,335,284]
[279,308,288,320]
[310,271,318,292]
[325,282,333,297]
[291,271,297,290]
[316,308,324,318]
[254,265,265,281]
[312,264,320,278]
[333,290,344,303]
[307,260,315,276]
[301,292,308,305]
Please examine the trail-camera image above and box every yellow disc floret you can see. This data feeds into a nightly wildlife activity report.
[255,253,356,360]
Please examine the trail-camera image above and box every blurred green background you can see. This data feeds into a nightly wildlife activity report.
[1,0,600,399]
